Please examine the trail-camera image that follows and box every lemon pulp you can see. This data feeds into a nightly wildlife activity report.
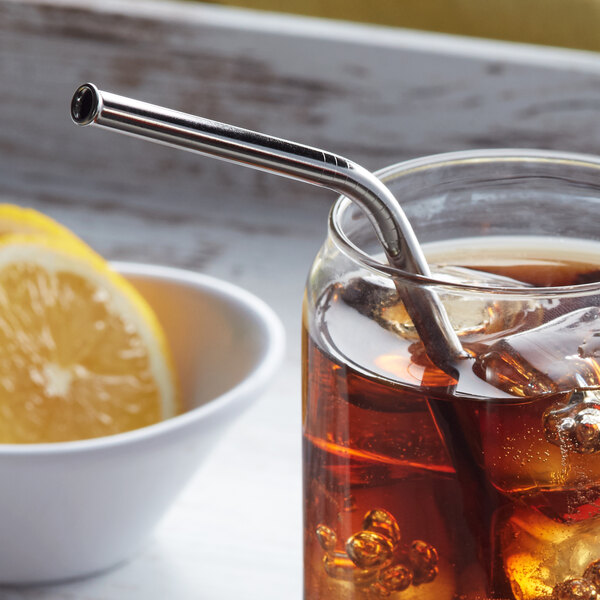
[0,212,179,443]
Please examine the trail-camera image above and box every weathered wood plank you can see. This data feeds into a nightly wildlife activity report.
[1,0,600,240]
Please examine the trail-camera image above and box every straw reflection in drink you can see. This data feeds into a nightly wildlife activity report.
[302,151,600,600]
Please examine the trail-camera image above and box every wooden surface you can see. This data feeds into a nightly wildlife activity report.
[0,0,600,598]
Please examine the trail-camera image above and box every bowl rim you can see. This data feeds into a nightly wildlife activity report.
[0,262,285,456]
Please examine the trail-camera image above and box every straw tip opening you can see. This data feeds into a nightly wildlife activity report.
[70,83,100,126]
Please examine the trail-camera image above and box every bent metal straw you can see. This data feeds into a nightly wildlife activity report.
[70,83,467,375]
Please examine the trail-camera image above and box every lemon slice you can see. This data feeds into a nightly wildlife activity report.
[0,233,179,443]
[0,204,83,242]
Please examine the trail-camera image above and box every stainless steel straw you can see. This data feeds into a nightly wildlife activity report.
[70,83,467,374]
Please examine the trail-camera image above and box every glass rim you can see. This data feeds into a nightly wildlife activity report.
[329,148,600,298]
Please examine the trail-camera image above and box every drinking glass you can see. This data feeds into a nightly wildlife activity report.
[303,149,600,600]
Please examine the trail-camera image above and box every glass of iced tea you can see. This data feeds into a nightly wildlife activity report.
[303,150,600,600]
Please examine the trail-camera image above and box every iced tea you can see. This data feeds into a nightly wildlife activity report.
[303,237,600,600]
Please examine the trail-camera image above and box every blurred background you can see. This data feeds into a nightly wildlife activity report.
[202,0,600,52]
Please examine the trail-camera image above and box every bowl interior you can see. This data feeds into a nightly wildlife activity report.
[122,266,272,413]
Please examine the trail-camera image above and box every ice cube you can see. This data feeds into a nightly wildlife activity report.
[544,390,600,455]
[341,266,539,341]
[452,386,600,500]
[473,306,600,456]
[474,306,600,397]
[435,306,600,503]
[499,505,600,600]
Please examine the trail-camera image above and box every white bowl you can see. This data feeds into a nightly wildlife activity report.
[0,263,285,584]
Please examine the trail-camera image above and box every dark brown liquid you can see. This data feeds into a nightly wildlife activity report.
[303,243,600,600]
